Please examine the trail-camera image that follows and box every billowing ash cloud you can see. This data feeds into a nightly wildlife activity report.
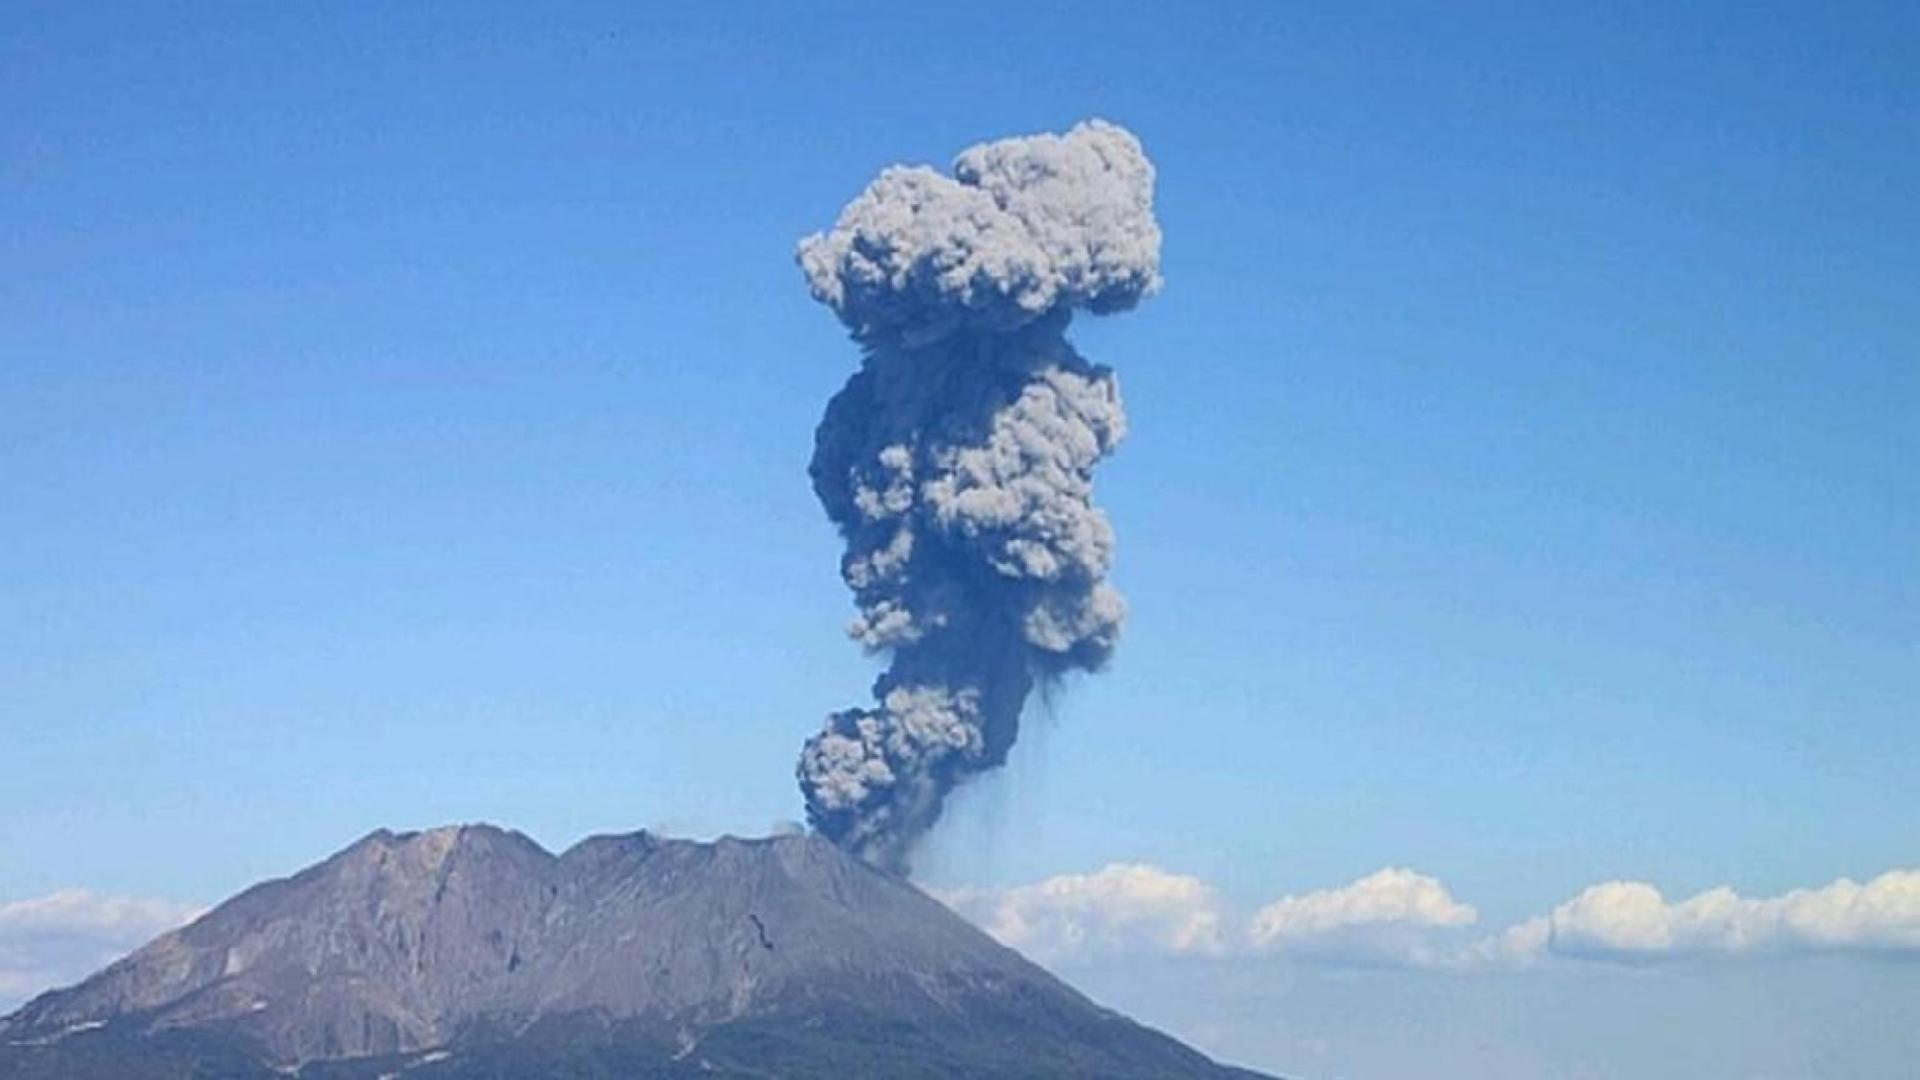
[794,120,1161,872]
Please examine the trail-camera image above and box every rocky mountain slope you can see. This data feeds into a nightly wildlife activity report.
[0,825,1271,1078]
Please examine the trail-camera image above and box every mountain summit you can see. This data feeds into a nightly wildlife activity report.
[0,825,1270,1078]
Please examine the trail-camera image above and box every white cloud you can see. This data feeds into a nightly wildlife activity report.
[0,889,201,1011]
[1432,915,1543,971]
[940,864,1920,972]
[0,889,201,941]
[1249,868,1477,962]
[1529,870,1920,960]
[937,863,1226,964]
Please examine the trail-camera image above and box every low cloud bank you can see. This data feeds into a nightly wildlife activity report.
[1540,871,1920,958]
[0,889,201,1009]
[942,864,1920,970]
[939,863,1226,963]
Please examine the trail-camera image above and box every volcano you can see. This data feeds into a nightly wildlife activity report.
[0,825,1270,1078]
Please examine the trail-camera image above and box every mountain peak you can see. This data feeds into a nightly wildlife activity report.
[1,826,1270,1078]
[341,822,538,860]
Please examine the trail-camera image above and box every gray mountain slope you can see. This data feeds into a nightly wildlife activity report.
[0,825,1272,1078]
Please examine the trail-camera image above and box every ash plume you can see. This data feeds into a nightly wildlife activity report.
[794,120,1162,872]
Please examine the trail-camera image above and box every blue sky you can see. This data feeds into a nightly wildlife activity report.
[2,4,1915,1077]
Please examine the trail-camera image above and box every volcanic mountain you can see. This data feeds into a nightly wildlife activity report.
[0,825,1270,1078]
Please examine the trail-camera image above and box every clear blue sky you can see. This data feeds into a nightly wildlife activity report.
[3,4,1914,1077]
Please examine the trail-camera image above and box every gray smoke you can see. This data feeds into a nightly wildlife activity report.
[795,120,1162,873]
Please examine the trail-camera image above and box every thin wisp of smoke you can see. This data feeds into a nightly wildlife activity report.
[796,120,1162,873]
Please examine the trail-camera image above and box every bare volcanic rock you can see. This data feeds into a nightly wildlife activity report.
[0,826,1270,1079]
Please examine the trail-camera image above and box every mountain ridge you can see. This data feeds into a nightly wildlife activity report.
[0,824,1273,1078]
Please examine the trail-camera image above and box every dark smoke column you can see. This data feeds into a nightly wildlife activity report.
[795,120,1162,873]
